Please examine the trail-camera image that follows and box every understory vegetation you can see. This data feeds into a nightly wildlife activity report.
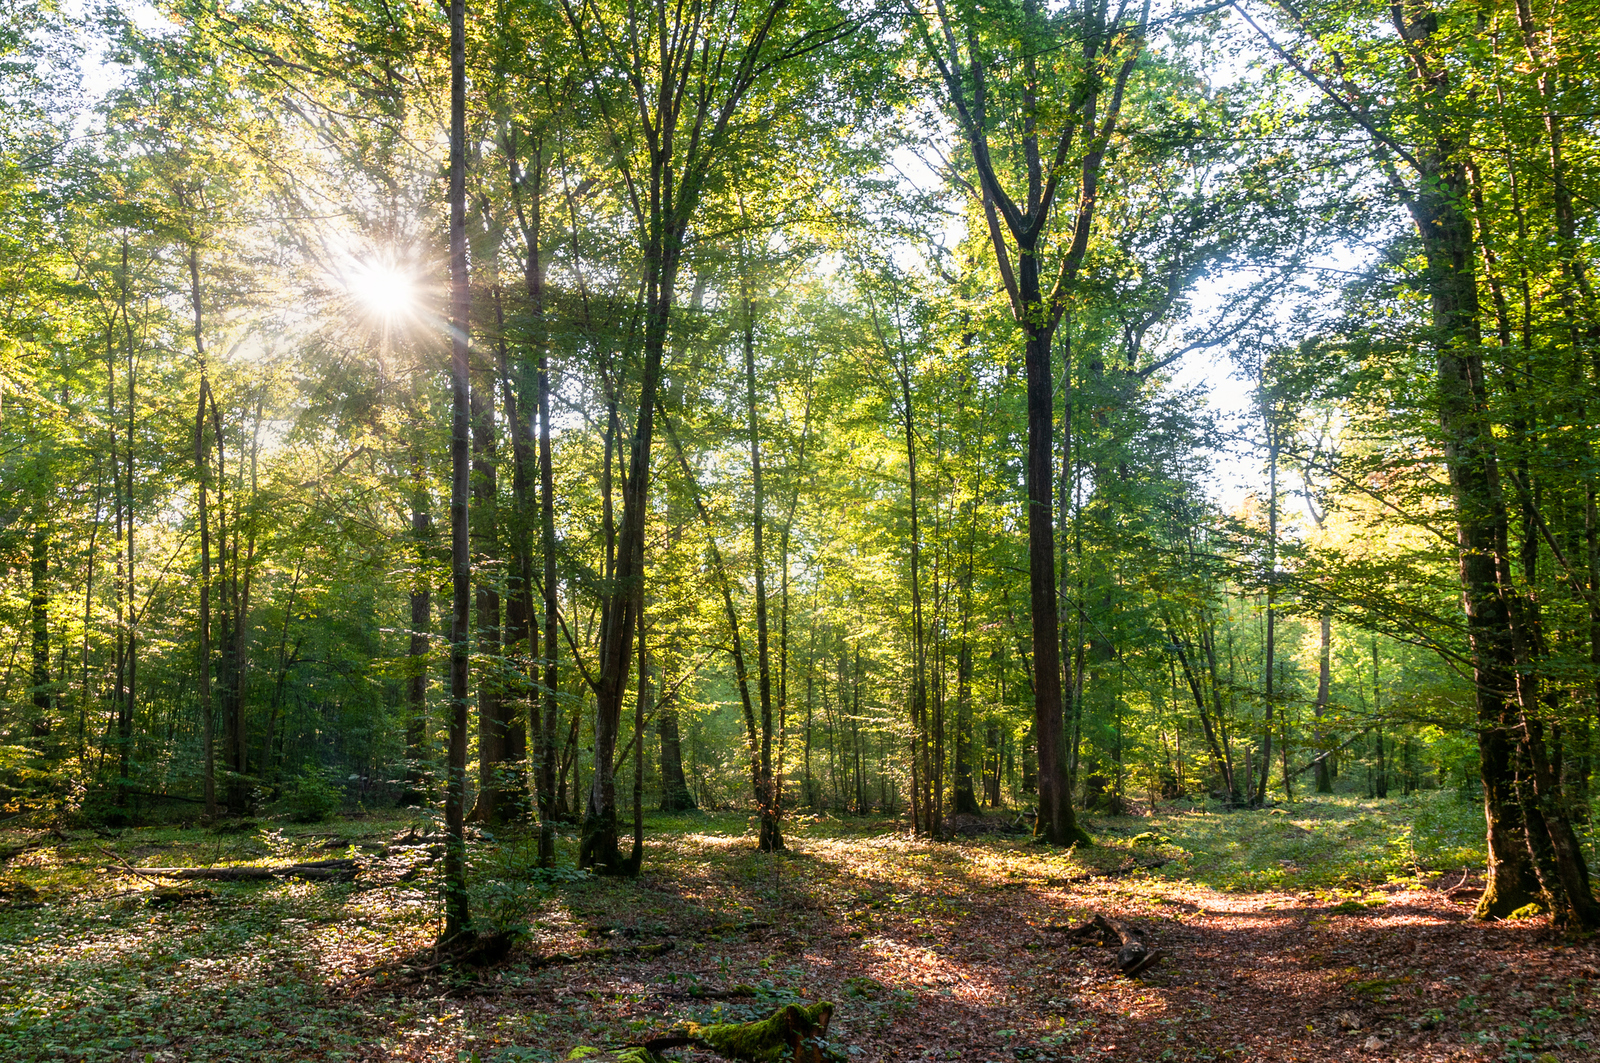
[4,795,1596,1062]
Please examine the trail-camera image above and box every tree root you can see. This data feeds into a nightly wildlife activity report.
[1043,913,1164,976]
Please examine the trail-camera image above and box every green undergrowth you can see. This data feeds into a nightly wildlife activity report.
[1077,791,1494,892]
[0,795,1523,1061]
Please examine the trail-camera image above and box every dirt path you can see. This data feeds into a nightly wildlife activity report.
[405,857,1598,1062]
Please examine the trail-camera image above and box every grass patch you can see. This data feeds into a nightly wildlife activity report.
[0,795,1542,1061]
[1080,792,1487,891]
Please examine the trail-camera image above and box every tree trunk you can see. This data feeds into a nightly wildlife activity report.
[744,276,783,853]
[30,521,50,737]
[1257,416,1277,807]
[404,444,431,805]
[1168,620,1236,801]
[530,144,561,866]
[913,0,1143,847]
[470,353,508,824]
[443,0,472,941]
[1314,606,1333,793]
[657,701,695,811]
[1025,318,1078,842]
[663,414,765,838]
[624,609,649,876]
[953,619,978,815]
[196,379,215,821]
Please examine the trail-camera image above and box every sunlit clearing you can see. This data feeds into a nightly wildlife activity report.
[345,259,415,320]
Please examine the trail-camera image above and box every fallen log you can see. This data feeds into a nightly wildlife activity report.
[565,1002,835,1063]
[127,858,359,883]
[1043,913,1163,976]
[2,829,72,865]
[530,941,674,970]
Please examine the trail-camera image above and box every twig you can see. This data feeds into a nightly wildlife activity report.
[96,844,162,884]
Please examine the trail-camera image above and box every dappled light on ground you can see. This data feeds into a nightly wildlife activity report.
[2,798,1595,1061]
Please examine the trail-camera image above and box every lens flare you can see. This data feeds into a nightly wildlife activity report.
[345,260,415,320]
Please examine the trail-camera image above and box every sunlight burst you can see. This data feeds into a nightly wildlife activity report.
[344,259,416,320]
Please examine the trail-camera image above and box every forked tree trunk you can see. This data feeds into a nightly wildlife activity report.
[188,245,216,822]
[912,0,1142,847]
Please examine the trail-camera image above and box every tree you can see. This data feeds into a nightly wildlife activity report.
[907,0,1167,846]
[443,0,472,940]
[1239,0,1599,928]
[558,0,855,872]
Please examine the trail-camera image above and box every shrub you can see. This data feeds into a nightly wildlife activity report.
[278,770,342,823]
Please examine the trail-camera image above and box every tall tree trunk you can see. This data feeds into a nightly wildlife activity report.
[195,371,215,821]
[79,463,104,758]
[124,263,137,802]
[498,136,542,825]
[112,236,137,805]
[404,436,431,805]
[1314,606,1333,793]
[518,133,561,866]
[1257,413,1278,806]
[1401,139,1544,918]
[443,0,472,941]
[29,521,50,737]
[109,254,125,803]
[563,0,792,873]
[911,0,1145,848]
[744,278,784,852]
[470,348,507,823]
[664,415,765,833]
[884,310,934,838]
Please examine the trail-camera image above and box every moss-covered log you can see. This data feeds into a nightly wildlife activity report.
[565,1002,836,1063]
[685,1002,833,1062]
[565,1048,670,1063]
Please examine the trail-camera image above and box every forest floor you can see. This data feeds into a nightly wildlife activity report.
[2,793,1597,1062]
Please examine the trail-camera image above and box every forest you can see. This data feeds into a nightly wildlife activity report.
[3,0,1600,1060]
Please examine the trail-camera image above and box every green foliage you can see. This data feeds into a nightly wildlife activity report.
[275,769,342,824]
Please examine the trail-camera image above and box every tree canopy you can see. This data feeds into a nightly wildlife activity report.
[4,0,1600,937]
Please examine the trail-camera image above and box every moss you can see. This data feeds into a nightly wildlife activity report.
[1349,977,1410,996]
[1507,902,1545,920]
[686,1002,835,1062]
[564,1048,667,1063]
